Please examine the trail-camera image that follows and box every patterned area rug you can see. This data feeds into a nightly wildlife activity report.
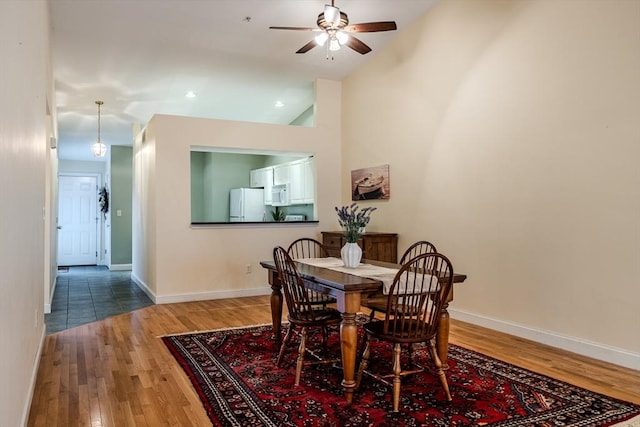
[162,323,640,426]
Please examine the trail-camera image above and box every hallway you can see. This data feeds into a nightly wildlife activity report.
[45,266,154,334]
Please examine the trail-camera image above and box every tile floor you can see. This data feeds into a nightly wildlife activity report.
[45,265,154,334]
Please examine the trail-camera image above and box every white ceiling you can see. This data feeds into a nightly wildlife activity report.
[50,0,438,161]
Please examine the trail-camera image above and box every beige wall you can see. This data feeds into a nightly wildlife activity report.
[133,120,158,296]
[44,103,59,314]
[0,1,51,424]
[342,0,640,368]
[133,79,342,302]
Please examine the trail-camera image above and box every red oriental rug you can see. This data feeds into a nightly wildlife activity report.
[162,323,640,427]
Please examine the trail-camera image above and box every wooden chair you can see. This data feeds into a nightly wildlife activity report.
[273,246,343,386]
[364,241,438,320]
[356,252,454,412]
[287,238,337,307]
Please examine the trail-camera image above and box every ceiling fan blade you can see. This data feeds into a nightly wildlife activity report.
[344,35,372,55]
[343,21,397,33]
[296,40,317,54]
[269,26,320,31]
[324,5,341,27]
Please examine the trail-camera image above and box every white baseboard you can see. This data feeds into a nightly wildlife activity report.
[129,272,271,305]
[125,275,639,370]
[23,326,46,427]
[449,308,640,371]
[155,287,272,304]
[130,272,156,303]
[44,277,58,314]
[109,264,132,271]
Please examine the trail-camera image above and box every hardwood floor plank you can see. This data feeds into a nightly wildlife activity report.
[95,376,114,427]
[27,296,639,427]
[447,319,640,404]
[45,397,59,427]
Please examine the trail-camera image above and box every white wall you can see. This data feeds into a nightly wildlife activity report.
[59,158,107,175]
[133,79,342,302]
[342,0,640,369]
[0,1,51,425]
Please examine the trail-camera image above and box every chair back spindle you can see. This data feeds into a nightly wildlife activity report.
[399,240,438,264]
[272,246,342,386]
[286,238,336,307]
[383,253,453,341]
[273,246,316,319]
[357,252,455,411]
[287,237,330,260]
[364,240,439,321]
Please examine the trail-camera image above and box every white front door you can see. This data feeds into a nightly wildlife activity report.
[58,175,98,266]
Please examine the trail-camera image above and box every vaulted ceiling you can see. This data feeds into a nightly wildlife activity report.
[50,0,438,160]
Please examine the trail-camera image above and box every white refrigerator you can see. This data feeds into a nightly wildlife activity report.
[229,188,264,222]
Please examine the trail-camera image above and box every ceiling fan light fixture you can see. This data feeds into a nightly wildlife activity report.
[336,30,349,44]
[91,100,107,158]
[269,0,396,56]
[315,32,329,46]
[324,5,341,27]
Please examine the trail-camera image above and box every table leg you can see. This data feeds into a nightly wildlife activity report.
[269,271,283,351]
[436,304,450,369]
[340,312,358,404]
[338,293,361,404]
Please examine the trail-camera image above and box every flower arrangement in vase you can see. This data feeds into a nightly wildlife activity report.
[335,203,376,267]
[335,203,377,243]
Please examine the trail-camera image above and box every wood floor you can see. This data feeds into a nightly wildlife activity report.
[27,295,640,426]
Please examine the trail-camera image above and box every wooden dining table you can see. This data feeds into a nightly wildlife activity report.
[259,258,467,404]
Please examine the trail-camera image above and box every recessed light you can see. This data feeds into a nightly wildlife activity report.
[275,101,284,108]
[185,91,197,98]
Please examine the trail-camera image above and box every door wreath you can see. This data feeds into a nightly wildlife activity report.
[98,185,109,219]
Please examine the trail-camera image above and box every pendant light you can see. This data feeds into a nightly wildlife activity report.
[91,100,107,157]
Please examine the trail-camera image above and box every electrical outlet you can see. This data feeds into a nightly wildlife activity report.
[245,264,252,274]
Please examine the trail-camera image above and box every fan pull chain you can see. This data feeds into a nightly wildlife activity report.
[325,43,336,61]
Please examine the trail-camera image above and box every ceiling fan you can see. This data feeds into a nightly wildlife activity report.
[269,1,397,56]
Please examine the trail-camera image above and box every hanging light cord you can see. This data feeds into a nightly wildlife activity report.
[96,100,103,143]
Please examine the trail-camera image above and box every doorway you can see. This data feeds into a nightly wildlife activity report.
[46,265,154,334]
[57,175,100,266]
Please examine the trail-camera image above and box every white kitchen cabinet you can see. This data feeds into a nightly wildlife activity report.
[250,169,264,188]
[249,166,274,205]
[288,159,303,204]
[289,157,314,204]
[263,167,273,205]
[273,163,290,185]
[256,157,314,205]
[302,157,315,202]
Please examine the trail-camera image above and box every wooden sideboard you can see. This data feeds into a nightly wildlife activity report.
[321,231,398,263]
